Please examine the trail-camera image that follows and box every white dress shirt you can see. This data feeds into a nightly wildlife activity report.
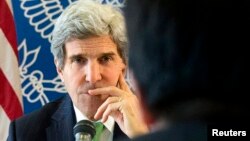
[73,105,115,141]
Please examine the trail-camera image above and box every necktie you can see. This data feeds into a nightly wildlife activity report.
[93,122,104,141]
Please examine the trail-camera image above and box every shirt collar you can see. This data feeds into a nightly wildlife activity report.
[73,105,115,132]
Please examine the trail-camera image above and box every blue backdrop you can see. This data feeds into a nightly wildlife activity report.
[12,0,126,114]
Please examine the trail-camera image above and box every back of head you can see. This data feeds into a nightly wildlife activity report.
[125,0,250,122]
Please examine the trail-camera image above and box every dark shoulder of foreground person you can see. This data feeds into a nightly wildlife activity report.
[121,121,207,141]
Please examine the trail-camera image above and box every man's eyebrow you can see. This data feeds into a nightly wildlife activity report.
[100,52,116,57]
[68,52,116,60]
[68,54,85,60]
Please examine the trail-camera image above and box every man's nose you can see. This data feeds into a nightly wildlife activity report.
[85,61,102,83]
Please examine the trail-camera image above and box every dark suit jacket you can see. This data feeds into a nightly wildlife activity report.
[124,121,207,141]
[7,95,128,141]
[127,120,249,141]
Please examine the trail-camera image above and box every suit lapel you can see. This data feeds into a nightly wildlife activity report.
[46,95,76,141]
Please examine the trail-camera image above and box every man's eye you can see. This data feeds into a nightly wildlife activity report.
[99,56,113,64]
[72,57,86,64]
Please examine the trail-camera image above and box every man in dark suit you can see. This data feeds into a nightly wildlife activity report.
[7,0,148,141]
[7,95,128,141]
[124,0,250,140]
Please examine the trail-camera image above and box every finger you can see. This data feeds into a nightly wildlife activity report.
[88,86,121,96]
[94,97,120,120]
[101,102,122,123]
[118,73,132,93]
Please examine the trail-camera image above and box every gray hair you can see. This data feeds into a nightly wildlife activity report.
[51,0,128,69]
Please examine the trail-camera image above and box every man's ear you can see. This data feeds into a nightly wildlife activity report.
[54,59,64,82]
[121,63,127,76]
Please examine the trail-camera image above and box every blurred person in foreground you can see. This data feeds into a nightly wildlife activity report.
[7,0,148,141]
[124,0,250,140]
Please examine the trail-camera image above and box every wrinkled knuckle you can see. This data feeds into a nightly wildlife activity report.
[131,94,137,99]
[107,105,113,112]
[110,86,116,90]
[107,98,112,103]
[106,87,111,92]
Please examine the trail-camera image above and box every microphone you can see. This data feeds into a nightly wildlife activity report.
[73,120,96,141]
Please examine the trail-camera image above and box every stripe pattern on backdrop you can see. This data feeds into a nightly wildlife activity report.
[0,0,23,140]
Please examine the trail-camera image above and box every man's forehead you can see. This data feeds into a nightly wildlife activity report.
[79,35,115,45]
[66,35,117,48]
[65,36,119,57]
